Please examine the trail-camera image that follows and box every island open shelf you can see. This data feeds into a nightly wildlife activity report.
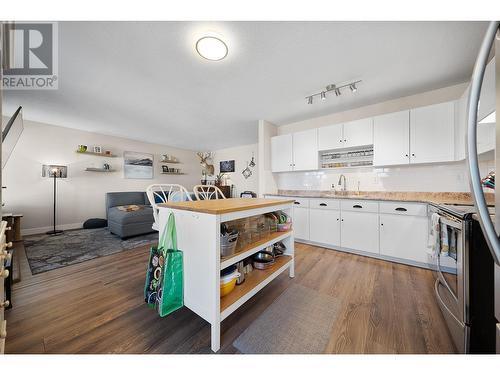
[220,255,292,319]
[158,198,294,352]
[220,229,292,269]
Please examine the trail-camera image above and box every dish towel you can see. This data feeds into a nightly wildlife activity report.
[428,213,441,256]
[440,223,449,256]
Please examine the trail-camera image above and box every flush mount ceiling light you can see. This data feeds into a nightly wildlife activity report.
[306,80,361,104]
[196,36,228,61]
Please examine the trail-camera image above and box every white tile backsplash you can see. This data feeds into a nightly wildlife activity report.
[276,159,495,192]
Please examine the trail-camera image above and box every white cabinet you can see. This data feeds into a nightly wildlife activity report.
[309,208,341,247]
[292,129,318,171]
[373,110,410,166]
[379,214,428,264]
[271,129,317,172]
[271,134,293,172]
[343,118,373,148]
[410,101,455,164]
[318,123,343,150]
[318,119,373,151]
[478,59,495,122]
[340,211,379,254]
[293,206,309,240]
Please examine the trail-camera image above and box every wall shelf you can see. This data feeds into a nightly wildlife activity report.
[76,151,117,157]
[85,168,116,172]
[160,159,180,164]
[161,172,185,175]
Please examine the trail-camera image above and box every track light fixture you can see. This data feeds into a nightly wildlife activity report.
[305,80,361,104]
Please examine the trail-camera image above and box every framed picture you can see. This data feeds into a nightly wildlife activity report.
[93,145,102,154]
[123,151,154,179]
[220,160,235,173]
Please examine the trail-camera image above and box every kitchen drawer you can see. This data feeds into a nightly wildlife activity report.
[292,198,309,208]
[379,201,427,216]
[309,198,340,210]
[340,200,379,213]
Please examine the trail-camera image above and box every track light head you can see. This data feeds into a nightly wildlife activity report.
[350,83,357,92]
[307,96,313,105]
[320,91,326,100]
[335,88,341,96]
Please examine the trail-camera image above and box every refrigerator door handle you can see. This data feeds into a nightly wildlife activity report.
[466,21,500,266]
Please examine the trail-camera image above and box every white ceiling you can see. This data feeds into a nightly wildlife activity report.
[3,21,488,150]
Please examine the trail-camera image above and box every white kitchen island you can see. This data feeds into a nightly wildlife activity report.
[158,198,295,352]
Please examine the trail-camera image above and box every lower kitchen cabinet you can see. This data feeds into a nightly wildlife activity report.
[379,214,429,263]
[293,206,310,241]
[340,211,379,254]
[309,208,341,247]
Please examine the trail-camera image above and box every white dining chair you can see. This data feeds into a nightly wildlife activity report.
[146,184,192,231]
[193,185,227,201]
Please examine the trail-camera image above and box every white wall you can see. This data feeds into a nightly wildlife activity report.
[261,82,495,193]
[278,82,468,135]
[3,120,202,234]
[258,120,278,197]
[213,143,258,198]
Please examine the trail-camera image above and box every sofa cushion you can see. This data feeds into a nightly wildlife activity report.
[108,206,154,225]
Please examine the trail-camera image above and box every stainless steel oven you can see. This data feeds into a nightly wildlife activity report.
[428,203,497,353]
[428,204,470,353]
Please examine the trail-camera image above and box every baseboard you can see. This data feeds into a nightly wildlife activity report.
[21,222,84,236]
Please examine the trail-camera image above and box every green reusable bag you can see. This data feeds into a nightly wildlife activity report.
[156,213,184,317]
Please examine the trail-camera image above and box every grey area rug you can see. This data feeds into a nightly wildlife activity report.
[233,284,340,354]
[24,228,158,274]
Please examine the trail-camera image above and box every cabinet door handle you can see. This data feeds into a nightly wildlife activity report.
[405,154,409,157]
[395,207,407,212]
[319,203,327,206]
[294,201,300,205]
[381,223,384,226]
[411,153,415,157]
[353,204,362,209]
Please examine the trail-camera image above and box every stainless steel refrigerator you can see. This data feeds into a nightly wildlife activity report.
[466,21,500,353]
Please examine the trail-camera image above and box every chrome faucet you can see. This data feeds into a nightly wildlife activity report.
[338,174,347,191]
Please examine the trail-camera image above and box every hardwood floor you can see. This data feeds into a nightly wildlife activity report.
[5,241,456,354]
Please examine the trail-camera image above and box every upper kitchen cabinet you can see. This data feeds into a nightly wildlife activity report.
[478,59,495,122]
[318,123,343,150]
[455,59,495,160]
[410,101,455,164]
[271,134,293,172]
[271,129,318,172]
[373,110,410,166]
[318,118,373,151]
[342,118,373,148]
[292,129,318,171]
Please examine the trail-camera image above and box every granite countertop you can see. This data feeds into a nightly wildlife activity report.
[266,190,495,206]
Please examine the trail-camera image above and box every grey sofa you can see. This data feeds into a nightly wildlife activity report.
[106,191,155,239]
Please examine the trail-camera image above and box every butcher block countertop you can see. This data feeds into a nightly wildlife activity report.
[159,198,295,214]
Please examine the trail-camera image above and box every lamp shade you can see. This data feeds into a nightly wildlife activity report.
[42,164,68,178]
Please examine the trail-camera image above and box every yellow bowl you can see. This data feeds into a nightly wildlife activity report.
[220,278,237,297]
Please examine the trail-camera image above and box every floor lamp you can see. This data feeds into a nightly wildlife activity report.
[42,164,68,235]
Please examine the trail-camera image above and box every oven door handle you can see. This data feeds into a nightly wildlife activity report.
[434,279,464,328]
[439,216,462,230]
